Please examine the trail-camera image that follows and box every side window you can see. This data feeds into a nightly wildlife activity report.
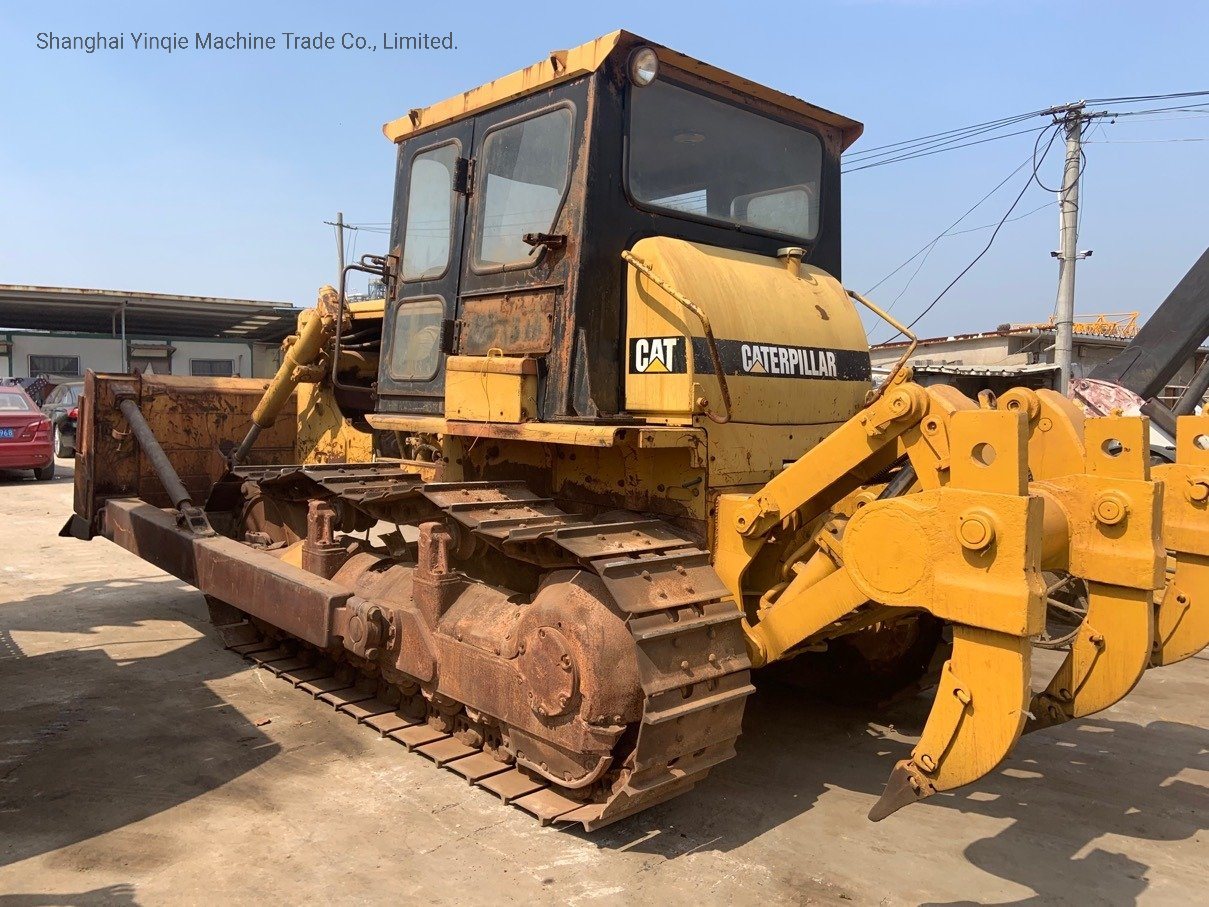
[474,107,573,270]
[401,142,459,281]
[190,359,235,377]
[45,388,62,406]
[389,298,444,381]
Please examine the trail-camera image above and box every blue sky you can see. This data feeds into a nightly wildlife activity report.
[2,1,1206,340]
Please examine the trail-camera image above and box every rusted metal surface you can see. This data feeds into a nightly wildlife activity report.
[115,397,215,536]
[76,373,299,534]
[301,500,349,579]
[103,498,349,648]
[172,467,754,831]
[458,290,556,355]
[105,498,202,587]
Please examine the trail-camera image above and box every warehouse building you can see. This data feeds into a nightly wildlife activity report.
[0,285,299,382]
[870,316,1208,406]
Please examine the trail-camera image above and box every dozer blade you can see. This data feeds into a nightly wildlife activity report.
[1152,554,1209,666]
[1028,582,1154,731]
[870,627,1030,820]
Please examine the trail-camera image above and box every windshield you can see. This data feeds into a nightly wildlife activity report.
[628,79,823,242]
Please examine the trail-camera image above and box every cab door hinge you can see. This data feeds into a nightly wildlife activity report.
[442,318,461,355]
[453,157,475,196]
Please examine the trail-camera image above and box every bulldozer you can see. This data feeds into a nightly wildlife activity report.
[61,31,1209,829]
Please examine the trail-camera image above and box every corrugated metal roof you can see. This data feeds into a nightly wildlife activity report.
[0,284,299,342]
[874,361,1059,378]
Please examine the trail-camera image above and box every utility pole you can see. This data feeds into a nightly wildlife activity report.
[335,211,345,285]
[1052,104,1085,391]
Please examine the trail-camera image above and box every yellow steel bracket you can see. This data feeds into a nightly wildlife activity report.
[1027,415,1164,731]
[999,386,1087,481]
[1151,414,1209,666]
[894,383,978,489]
[838,409,1047,819]
[731,368,930,539]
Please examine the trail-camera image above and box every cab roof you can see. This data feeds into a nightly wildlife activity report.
[382,30,864,150]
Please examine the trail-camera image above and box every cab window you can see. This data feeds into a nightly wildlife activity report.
[474,107,573,270]
[401,142,460,281]
[628,79,823,242]
[388,298,444,381]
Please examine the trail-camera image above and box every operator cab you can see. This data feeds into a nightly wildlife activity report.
[374,31,862,420]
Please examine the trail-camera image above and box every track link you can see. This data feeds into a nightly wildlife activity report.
[215,467,754,830]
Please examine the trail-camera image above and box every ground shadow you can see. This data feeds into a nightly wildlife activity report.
[0,884,139,906]
[0,577,278,869]
[579,666,1208,904]
[2,541,1204,901]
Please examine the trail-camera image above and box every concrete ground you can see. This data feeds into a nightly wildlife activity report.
[0,460,1205,905]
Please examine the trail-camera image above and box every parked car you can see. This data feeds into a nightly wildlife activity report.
[41,380,83,458]
[0,386,54,480]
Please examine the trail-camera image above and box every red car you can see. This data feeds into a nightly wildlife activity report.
[0,386,55,480]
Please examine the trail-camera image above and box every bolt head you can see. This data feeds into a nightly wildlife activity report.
[957,512,995,550]
[1093,492,1129,525]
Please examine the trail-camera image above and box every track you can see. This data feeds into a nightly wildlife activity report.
[210,464,755,831]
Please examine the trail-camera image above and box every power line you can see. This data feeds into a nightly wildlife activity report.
[1086,136,1209,144]
[1085,90,1209,104]
[843,124,1045,173]
[880,122,1064,342]
[845,110,1044,160]
[1108,101,1209,117]
[864,156,1034,297]
[844,95,1209,175]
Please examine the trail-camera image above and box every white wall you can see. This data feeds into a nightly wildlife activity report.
[869,336,1016,369]
[11,334,124,377]
[3,332,277,378]
[171,340,251,377]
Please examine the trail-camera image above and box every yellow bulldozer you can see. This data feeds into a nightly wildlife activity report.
[62,31,1209,830]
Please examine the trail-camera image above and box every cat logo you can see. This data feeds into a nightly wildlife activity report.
[630,337,686,374]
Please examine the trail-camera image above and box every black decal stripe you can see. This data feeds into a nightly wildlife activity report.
[691,338,871,381]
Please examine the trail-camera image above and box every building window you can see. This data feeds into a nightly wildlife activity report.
[29,355,81,376]
[190,359,235,377]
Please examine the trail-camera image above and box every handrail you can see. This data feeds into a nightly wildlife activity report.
[846,289,918,402]
[332,254,390,393]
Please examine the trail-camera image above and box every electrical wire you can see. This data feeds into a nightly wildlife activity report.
[1086,136,1209,144]
[846,97,1209,175]
[879,123,1064,342]
[844,125,1047,173]
[845,109,1045,160]
[864,156,1034,297]
[1085,90,1209,104]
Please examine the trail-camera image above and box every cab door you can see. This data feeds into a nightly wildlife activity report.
[456,84,586,419]
[377,120,474,413]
